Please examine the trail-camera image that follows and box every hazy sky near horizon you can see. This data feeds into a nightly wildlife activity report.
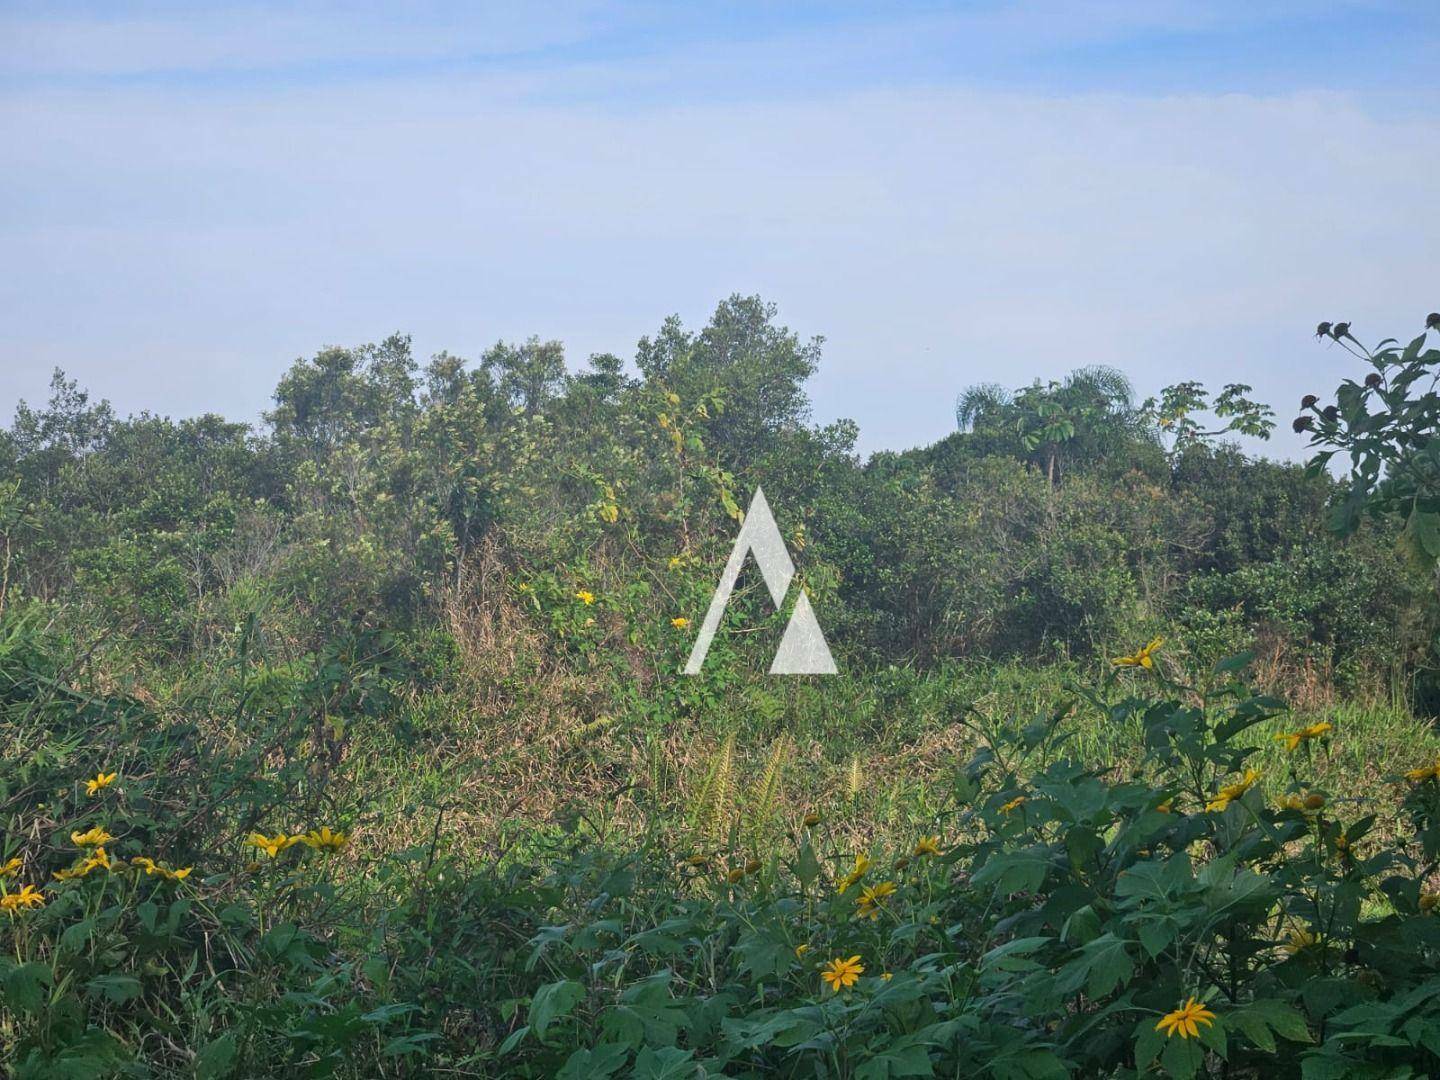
[3,2,1438,457]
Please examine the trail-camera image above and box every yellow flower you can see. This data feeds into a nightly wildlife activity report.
[516,582,530,592]
[1333,834,1352,857]
[744,858,761,875]
[1155,997,1216,1039]
[682,854,709,869]
[54,847,111,880]
[667,556,683,570]
[575,590,595,605]
[820,955,864,991]
[1274,721,1333,752]
[880,972,893,981]
[999,796,1027,815]
[1406,758,1440,782]
[300,827,349,853]
[0,883,46,914]
[856,880,896,920]
[726,866,745,884]
[1282,927,1318,955]
[1112,637,1164,669]
[598,503,619,524]
[861,881,896,904]
[1155,799,1174,814]
[803,811,821,828]
[671,617,690,629]
[1206,768,1260,812]
[1421,890,1439,913]
[70,826,114,847]
[86,771,118,797]
[837,853,871,891]
[0,857,21,878]
[913,836,942,857]
[131,856,191,881]
[795,943,810,958]
[247,832,300,858]
[1278,792,1325,815]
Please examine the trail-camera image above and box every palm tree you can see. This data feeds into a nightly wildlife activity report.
[955,382,1012,433]
[956,366,1147,485]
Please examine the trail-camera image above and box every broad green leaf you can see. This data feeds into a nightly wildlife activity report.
[558,1043,629,1080]
[195,1033,237,1080]
[1234,999,1312,1053]
[530,979,585,1041]
[632,1045,695,1079]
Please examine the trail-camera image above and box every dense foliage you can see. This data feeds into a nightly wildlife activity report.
[3,301,1440,1076]
[0,297,1431,688]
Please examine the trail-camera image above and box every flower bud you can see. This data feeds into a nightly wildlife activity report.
[1315,322,1332,339]
[1292,416,1314,433]
[1301,394,1319,409]
[1364,373,1382,389]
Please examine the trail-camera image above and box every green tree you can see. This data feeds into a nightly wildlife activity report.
[637,294,821,461]
[1302,314,1440,578]
[1145,381,1276,453]
[957,365,1152,485]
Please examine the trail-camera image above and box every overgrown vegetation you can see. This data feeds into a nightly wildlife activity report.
[2,300,1440,1076]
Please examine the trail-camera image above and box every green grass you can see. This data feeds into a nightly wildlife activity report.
[324,656,1440,868]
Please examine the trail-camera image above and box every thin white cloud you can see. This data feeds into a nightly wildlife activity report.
[0,0,1406,83]
[0,2,608,77]
[1,13,1436,457]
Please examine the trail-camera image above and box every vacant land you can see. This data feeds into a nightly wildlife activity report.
[4,303,1440,1077]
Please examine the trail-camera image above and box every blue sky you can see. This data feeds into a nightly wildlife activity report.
[3,2,1438,454]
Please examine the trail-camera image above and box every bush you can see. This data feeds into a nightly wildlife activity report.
[7,610,1440,1076]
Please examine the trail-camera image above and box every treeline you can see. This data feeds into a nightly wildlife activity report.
[0,295,1432,700]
